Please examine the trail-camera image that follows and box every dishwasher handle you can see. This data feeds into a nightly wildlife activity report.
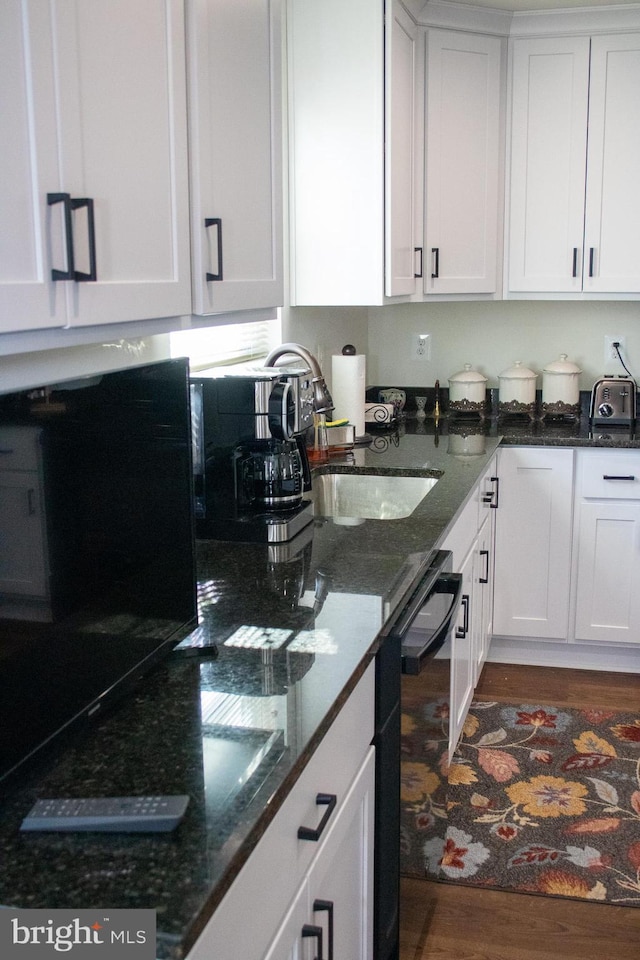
[393,572,463,675]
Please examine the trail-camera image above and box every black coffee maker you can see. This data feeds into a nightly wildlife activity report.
[191,367,315,542]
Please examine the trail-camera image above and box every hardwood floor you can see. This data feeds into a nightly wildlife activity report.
[399,662,640,960]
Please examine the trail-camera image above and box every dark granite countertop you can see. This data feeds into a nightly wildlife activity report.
[1,412,639,958]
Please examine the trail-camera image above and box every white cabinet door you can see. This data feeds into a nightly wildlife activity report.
[573,500,640,645]
[507,36,590,293]
[385,1,419,297]
[288,0,418,305]
[424,29,502,294]
[493,447,574,640]
[583,34,640,293]
[306,747,374,960]
[450,545,474,757]
[0,0,191,334]
[264,748,374,960]
[0,1,66,333]
[187,0,283,315]
[57,0,191,327]
[474,517,494,684]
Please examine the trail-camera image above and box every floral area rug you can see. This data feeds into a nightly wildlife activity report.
[401,697,640,905]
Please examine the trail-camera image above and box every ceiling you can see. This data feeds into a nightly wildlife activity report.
[428,0,639,10]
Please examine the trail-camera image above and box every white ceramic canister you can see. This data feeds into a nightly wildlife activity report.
[542,354,582,407]
[498,361,537,407]
[448,364,488,406]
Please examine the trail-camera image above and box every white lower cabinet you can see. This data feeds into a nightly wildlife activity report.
[493,446,574,640]
[442,456,497,755]
[265,749,374,960]
[573,451,640,645]
[186,664,374,960]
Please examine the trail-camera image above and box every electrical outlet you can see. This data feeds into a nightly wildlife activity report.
[604,336,626,369]
[412,333,431,361]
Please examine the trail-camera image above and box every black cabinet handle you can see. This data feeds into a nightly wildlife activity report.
[479,549,490,584]
[47,192,75,280]
[298,793,337,841]
[313,900,334,960]
[603,474,636,481]
[490,476,500,509]
[589,247,595,278]
[414,246,423,279]
[455,594,470,639]
[70,198,97,282]
[302,924,323,960]
[205,217,223,281]
[572,247,578,278]
[431,247,439,279]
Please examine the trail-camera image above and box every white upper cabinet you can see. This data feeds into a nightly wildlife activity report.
[0,2,62,333]
[424,29,503,295]
[288,0,417,306]
[385,2,419,297]
[507,32,640,296]
[187,0,283,315]
[584,34,640,294]
[0,0,191,334]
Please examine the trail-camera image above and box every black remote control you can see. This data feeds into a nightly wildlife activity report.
[20,795,190,833]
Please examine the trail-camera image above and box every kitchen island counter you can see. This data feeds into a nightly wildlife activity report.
[0,429,500,959]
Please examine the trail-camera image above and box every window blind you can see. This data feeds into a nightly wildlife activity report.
[169,317,281,371]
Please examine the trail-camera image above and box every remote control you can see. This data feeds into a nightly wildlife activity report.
[20,795,190,833]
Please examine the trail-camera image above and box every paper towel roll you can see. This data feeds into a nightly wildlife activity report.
[331,353,366,437]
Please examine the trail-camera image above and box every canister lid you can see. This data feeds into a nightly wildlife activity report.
[448,363,488,384]
[499,360,537,380]
[543,353,582,375]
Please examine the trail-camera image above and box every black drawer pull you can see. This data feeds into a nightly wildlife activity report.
[490,476,500,509]
[302,924,323,960]
[205,217,223,281]
[313,900,334,960]
[455,594,470,639]
[480,549,490,584]
[47,192,75,280]
[71,197,97,282]
[431,247,439,279]
[414,246,423,279]
[298,793,337,841]
[572,246,578,278]
[603,475,636,481]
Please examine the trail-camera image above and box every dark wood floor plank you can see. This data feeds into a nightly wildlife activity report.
[399,662,640,960]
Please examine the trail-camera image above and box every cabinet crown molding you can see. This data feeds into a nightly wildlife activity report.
[418,0,640,37]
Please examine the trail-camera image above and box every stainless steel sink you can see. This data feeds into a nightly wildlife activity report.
[308,472,439,521]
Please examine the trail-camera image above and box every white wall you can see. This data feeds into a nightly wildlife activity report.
[281,305,369,389]
[366,300,640,390]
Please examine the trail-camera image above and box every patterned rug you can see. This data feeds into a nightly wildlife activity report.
[401,697,640,905]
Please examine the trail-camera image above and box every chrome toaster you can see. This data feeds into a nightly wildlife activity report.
[590,377,636,425]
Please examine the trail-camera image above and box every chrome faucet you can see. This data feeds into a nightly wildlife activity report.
[265,342,334,414]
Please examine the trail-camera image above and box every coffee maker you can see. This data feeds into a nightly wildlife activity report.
[191,366,315,542]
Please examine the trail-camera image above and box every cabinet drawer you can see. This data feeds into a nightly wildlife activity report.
[578,451,640,499]
[188,662,375,960]
[0,427,42,472]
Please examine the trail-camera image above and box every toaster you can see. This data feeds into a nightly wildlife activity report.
[590,377,636,425]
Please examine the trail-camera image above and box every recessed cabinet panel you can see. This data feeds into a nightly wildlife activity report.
[507,37,590,293]
[0,1,64,332]
[385,1,418,297]
[584,35,640,293]
[493,447,574,640]
[425,30,502,294]
[573,502,640,643]
[188,0,283,314]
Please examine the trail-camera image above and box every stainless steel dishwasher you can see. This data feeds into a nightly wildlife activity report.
[374,549,462,960]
